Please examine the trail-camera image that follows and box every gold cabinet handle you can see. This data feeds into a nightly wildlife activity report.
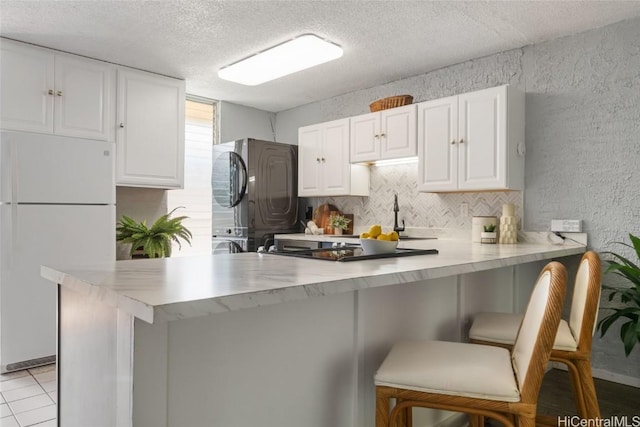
[119,123,125,128]
[48,89,54,95]
[459,138,464,144]
[56,91,63,96]
[451,140,456,145]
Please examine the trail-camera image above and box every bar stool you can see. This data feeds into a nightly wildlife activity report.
[375,261,567,427]
[469,251,601,420]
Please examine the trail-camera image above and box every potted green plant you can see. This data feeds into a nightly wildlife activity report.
[598,233,640,356]
[116,207,192,258]
[329,214,351,235]
[480,223,497,244]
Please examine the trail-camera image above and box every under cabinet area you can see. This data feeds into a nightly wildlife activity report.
[0,39,115,140]
[350,104,417,163]
[116,68,185,189]
[298,118,369,197]
[417,85,525,192]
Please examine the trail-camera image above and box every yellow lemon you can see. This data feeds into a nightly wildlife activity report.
[360,232,370,239]
[389,231,399,241]
[368,224,382,238]
[377,233,391,241]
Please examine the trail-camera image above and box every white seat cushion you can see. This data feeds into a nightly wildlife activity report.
[470,313,578,352]
[374,340,520,402]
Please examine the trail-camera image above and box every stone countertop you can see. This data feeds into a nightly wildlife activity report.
[41,237,585,324]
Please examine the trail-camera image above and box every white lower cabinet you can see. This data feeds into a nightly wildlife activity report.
[298,118,369,197]
[116,68,185,189]
[417,85,525,192]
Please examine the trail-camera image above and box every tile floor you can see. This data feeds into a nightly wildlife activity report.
[0,365,56,427]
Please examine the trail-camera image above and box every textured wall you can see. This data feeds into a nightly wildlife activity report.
[521,18,640,378]
[219,101,277,143]
[278,18,640,381]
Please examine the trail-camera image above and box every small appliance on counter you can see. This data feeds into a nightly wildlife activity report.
[212,138,299,253]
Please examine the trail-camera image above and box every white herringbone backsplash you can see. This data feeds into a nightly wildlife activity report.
[308,163,523,231]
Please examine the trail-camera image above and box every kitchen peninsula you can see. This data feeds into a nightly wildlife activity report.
[42,236,586,427]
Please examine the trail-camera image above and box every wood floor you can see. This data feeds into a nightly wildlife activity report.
[537,368,640,417]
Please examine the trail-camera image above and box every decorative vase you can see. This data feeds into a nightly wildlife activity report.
[334,227,343,235]
[499,203,518,244]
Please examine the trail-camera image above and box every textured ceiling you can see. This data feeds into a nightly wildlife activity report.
[2,1,640,112]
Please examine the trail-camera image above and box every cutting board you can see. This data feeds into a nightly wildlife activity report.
[312,203,340,234]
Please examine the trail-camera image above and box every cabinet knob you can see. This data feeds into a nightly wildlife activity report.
[451,140,456,145]
[119,123,125,128]
[48,89,54,95]
[56,91,63,96]
[374,134,380,139]
[321,157,326,162]
[316,157,321,163]
[380,133,386,138]
[459,138,464,144]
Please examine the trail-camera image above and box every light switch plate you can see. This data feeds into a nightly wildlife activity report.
[551,219,582,233]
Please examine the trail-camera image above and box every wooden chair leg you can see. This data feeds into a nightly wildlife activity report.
[563,360,588,417]
[516,415,535,427]
[376,388,390,427]
[575,359,601,419]
[395,398,409,427]
[468,414,484,427]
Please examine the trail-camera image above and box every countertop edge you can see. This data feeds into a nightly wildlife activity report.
[42,242,586,324]
[152,245,586,322]
[41,265,155,323]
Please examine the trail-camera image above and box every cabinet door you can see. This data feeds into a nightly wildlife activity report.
[0,40,54,133]
[381,104,416,159]
[458,86,507,190]
[417,96,458,192]
[350,112,379,163]
[116,68,185,189]
[298,124,323,197]
[322,118,351,195]
[54,54,115,140]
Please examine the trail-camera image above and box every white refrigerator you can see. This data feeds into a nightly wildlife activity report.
[0,131,115,372]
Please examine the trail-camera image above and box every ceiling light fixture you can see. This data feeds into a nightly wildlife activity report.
[218,34,343,86]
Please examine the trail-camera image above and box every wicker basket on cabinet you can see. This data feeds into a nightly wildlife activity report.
[369,95,413,112]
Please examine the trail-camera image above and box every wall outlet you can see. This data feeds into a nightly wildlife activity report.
[551,219,582,233]
[460,203,469,217]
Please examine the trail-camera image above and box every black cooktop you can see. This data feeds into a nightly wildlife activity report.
[268,247,439,262]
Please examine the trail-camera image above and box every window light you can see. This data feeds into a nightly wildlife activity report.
[218,34,343,86]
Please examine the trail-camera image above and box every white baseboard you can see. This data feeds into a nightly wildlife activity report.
[550,361,640,388]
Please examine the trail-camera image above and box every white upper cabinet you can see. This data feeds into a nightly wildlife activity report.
[0,39,115,141]
[298,118,369,197]
[418,85,525,192]
[116,67,185,189]
[350,104,417,163]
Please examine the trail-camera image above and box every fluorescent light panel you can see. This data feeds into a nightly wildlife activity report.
[218,34,343,86]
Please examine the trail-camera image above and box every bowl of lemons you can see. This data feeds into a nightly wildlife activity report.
[359,224,399,255]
